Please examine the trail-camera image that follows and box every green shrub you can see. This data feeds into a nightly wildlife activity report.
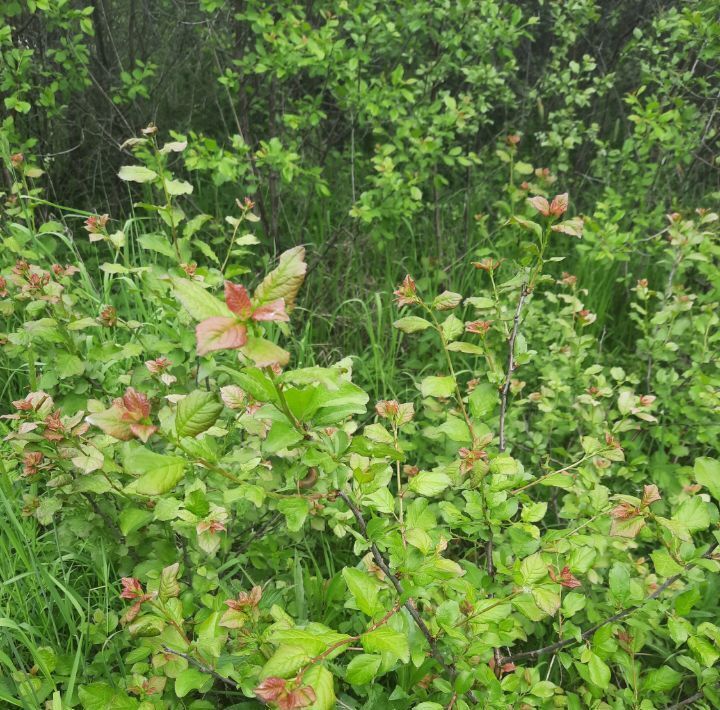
[0,130,719,707]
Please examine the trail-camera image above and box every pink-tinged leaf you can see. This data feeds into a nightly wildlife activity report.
[252,298,290,322]
[220,385,246,409]
[120,600,144,625]
[86,404,134,440]
[528,195,550,216]
[120,577,143,599]
[225,281,252,318]
[610,515,646,538]
[255,677,287,702]
[240,336,290,368]
[279,686,316,710]
[144,677,166,695]
[196,317,248,356]
[642,484,662,507]
[432,291,462,311]
[253,246,307,311]
[549,192,569,217]
[122,387,151,418]
[551,216,584,237]
[219,607,248,629]
[129,423,158,443]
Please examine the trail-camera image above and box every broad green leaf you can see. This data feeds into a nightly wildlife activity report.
[78,683,137,710]
[159,140,187,154]
[393,316,432,333]
[531,586,560,616]
[551,216,584,237]
[118,165,157,183]
[56,352,85,379]
[694,457,720,500]
[158,562,180,601]
[264,420,304,453]
[304,664,335,710]
[24,318,63,342]
[171,277,232,320]
[314,382,369,425]
[530,681,556,698]
[469,382,497,419]
[176,390,223,437]
[174,667,212,697]
[465,296,494,309]
[165,179,193,195]
[419,375,455,398]
[688,636,719,667]
[641,666,682,693]
[432,291,462,311]
[232,368,277,402]
[241,336,290,367]
[261,645,311,679]
[278,498,309,532]
[520,553,547,585]
[587,652,611,689]
[361,626,409,663]
[651,549,684,577]
[405,527,433,554]
[342,567,381,617]
[441,314,464,341]
[409,471,451,497]
[345,653,382,685]
[673,497,710,532]
[609,563,630,603]
[446,341,484,355]
[119,507,153,536]
[138,233,177,259]
[123,448,185,496]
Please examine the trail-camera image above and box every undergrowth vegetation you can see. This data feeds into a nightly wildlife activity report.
[1,1,719,708]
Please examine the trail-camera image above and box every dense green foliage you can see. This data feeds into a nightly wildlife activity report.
[1,1,719,708]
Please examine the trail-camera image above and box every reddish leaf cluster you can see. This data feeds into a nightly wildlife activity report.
[465,320,492,335]
[225,585,262,611]
[196,281,289,356]
[98,305,118,327]
[22,451,44,477]
[375,399,414,426]
[119,577,157,624]
[393,275,419,307]
[548,565,582,589]
[528,192,568,217]
[84,213,110,238]
[87,387,157,442]
[458,447,487,474]
[471,257,501,272]
[254,677,316,710]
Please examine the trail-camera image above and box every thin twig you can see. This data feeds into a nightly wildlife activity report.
[337,489,478,705]
[491,282,530,673]
[665,682,720,709]
[498,283,530,453]
[232,513,283,556]
[500,541,719,665]
[162,646,237,687]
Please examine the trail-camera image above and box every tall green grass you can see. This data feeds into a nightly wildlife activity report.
[0,464,121,708]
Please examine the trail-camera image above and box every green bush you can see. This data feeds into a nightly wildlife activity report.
[1,2,720,708]
[0,125,719,707]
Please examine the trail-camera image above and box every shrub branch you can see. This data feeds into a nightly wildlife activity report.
[499,541,719,665]
[498,283,530,453]
[337,489,479,705]
[162,646,237,688]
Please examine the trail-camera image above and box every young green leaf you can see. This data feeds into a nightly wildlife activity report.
[176,390,223,437]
